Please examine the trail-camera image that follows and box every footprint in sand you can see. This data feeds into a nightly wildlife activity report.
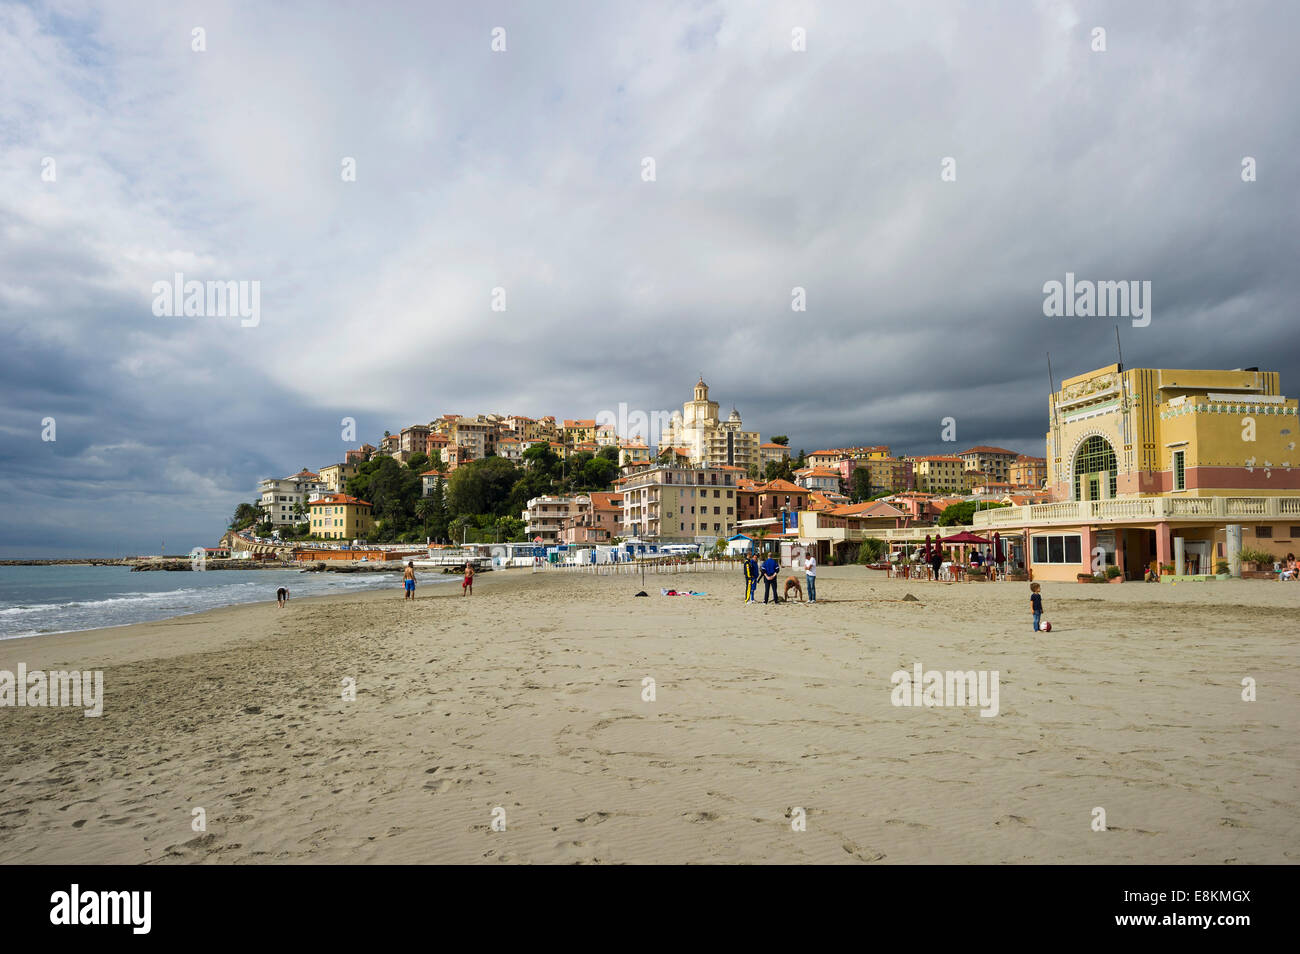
[994,814,1033,828]
[683,811,719,823]
[841,841,887,862]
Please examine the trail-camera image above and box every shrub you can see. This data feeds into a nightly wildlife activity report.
[1238,547,1274,565]
[858,538,886,563]
[1160,563,1175,574]
[1215,560,1229,574]
[1105,565,1122,579]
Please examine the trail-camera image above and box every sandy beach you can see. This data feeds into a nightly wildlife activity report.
[1,566,1297,865]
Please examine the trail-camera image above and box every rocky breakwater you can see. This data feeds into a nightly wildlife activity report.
[130,560,288,572]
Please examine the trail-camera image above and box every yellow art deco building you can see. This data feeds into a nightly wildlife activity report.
[1046,364,1298,500]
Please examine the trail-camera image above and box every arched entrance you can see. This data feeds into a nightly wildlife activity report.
[1073,435,1118,501]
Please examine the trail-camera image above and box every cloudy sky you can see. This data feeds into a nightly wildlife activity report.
[2,0,1297,556]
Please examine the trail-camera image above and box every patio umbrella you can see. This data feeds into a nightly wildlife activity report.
[938,531,990,544]
[923,534,932,561]
[993,532,1004,564]
[939,530,990,567]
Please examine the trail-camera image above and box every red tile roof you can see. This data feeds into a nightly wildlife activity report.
[958,446,1020,456]
[309,494,372,508]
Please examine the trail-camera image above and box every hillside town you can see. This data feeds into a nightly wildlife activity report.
[237,364,1300,583]
[245,375,1048,544]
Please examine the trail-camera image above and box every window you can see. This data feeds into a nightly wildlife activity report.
[1290,527,1300,538]
[1172,450,1186,491]
[1255,526,1272,538]
[1073,436,1118,500]
[1032,533,1084,564]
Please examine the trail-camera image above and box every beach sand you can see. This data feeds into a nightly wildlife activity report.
[1,566,1297,864]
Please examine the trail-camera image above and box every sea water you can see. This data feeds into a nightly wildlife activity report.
[0,565,417,639]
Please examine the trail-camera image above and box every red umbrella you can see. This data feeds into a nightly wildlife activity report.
[994,531,1004,563]
[923,534,932,561]
[938,531,989,544]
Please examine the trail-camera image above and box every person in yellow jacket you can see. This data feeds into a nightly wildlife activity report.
[742,553,758,603]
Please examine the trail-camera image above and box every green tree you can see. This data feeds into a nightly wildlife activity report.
[849,468,873,502]
[229,502,261,530]
[426,476,450,542]
[763,458,795,482]
[346,456,421,541]
[522,443,562,477]
[508,468,555,517]
[447,456,521,518]
[770,435,789,446]
[937,501,1009,526]
[580,454,618,490]
[406,451,430,473]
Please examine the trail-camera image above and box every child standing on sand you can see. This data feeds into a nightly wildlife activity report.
[1030,582,1043,632]
[463,563,474,597]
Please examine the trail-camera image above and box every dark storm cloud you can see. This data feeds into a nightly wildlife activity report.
[1,0,1297,555]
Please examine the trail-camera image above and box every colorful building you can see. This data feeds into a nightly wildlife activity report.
[909,456,969,493]
[620,463,739,543]
[965,363,1300,581]
[956,446,1021,484]
[1009,454,1047,488]
[309,494,375,540]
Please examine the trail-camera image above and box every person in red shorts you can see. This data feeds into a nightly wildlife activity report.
[462,562,474,597]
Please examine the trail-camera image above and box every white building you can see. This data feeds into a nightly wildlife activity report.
[523,495,580,544]
[659,377,760,472]
[258,469,328,528]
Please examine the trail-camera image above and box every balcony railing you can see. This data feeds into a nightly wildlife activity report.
[970,495,1298,527]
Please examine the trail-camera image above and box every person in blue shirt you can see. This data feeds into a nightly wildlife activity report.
[742,554,758,603]
[761,554,779,604]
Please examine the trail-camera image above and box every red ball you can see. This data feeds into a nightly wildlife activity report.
[1039,621,1052,632]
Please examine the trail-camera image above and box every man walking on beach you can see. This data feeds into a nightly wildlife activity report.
[804,550,817,603]
[743,553,758,603]
[761,553,779,604]
[403,561,416,600]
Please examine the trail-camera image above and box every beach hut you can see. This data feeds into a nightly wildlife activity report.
[725,533,754,557]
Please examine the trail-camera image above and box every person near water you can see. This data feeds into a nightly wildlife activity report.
[403,561,416,600]
[462,562,474,596]
[743,554,758,603]
[761,553,779,604]
[804,551,817,603]
[276,586,289,608]
[1030,582,1043,632]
